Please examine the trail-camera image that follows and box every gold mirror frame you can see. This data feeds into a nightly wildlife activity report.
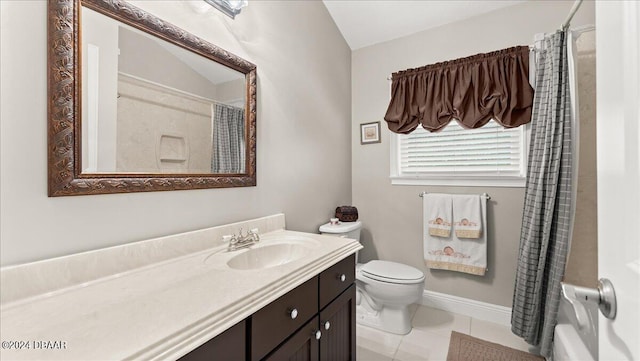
[48,0,257,196]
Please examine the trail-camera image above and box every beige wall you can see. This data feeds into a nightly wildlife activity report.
[217,79,246,106]
[118,25,219,100]
[0,1,352,266]
[352,1,595,307]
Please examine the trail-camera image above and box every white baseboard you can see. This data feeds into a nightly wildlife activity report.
[420,290,512,327]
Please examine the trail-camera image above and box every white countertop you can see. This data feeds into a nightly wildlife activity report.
[0,220,361,361]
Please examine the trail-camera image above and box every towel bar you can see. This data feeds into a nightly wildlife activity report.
[419,192,491,200]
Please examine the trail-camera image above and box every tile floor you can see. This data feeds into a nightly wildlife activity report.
[356,304,532,361]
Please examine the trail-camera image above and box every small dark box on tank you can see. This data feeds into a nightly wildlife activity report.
[335,206,358,222]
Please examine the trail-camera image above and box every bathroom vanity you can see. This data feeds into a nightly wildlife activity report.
[0,214,361,360]
[181,255,356,361]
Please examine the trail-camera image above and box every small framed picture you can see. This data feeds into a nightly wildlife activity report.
[360,121,381,144]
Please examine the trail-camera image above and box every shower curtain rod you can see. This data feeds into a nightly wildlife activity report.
[561,0,584,30]
[419,192,491,200]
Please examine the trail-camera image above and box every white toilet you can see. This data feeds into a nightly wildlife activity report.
[319,220,425,335]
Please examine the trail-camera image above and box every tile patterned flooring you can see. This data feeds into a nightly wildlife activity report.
[356,304,532,361]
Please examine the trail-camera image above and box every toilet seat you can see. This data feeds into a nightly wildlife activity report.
[360,260,424,284]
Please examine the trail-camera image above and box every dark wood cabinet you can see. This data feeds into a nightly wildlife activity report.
[251,276,319,361]
[178,320,246,361]
[258,254,356,361]
[263,316,320,361]
[320,285,356,361]
[319,256,355,310]
[180,254,356,361]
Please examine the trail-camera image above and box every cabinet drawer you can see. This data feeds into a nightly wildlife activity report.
[319,254,355,309]
[251,276,319,361]
[178,320,246,361]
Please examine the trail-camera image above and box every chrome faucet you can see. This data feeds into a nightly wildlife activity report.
[226,228,260,251]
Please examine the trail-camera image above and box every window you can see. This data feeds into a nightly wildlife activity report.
[390,120,528,187]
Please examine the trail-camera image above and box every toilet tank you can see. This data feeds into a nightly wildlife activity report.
[320,221,362,264]
[319,221,362,241]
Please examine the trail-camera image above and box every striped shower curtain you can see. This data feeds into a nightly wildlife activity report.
[211,104,245,173]
[511,30,574,357]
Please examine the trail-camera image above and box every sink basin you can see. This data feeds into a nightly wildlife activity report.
[203,235,321,270]
[226,243,312,270]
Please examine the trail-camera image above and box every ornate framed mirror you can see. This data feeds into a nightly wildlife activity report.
[48,0,257,196]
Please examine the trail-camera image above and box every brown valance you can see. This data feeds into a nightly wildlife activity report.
[384,46,534,134]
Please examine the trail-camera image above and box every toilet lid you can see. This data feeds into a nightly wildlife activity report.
[361,260,424,284]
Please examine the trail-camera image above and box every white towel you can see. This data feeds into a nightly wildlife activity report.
[424,194,487,276]
[424,193,452,238]
[453,195,482,239]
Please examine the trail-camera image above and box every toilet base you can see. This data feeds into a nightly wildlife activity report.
[356,303,413,335]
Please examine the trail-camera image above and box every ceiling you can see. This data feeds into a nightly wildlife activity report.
[322,0,527,50]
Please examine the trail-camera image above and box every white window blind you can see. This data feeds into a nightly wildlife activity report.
[392,119,527,186]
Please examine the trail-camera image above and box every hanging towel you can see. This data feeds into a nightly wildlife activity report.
[453,195,483,239]
[425,193,452,238]
[424,194,487,276]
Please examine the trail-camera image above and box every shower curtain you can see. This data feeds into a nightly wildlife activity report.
[511,30,575,357]
[211,104,245,173]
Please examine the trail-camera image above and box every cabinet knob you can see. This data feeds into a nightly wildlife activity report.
[314,330,322,340]
[324,321,331,330]
[289,308,298,320]
[339,274,346,282]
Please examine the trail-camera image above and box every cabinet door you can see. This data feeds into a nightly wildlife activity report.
[263,316,320,361]
[319,284,356,361]
[178,320,246,361]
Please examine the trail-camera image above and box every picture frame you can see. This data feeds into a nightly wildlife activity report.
[360,121,381,144]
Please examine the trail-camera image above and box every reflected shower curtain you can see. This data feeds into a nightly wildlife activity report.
[211,104,245,173]
[511,30,574,357]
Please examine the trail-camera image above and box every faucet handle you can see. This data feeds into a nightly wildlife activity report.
[249,228,260,242]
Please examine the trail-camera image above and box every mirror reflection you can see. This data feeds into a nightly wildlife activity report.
[81,7,246,174]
